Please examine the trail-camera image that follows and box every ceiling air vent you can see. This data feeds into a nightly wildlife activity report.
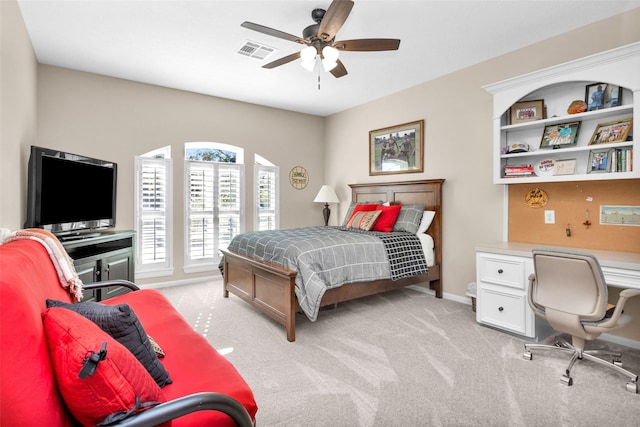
[237,40,276,61]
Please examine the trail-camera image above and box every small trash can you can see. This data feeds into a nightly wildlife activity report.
[466,282,477,312]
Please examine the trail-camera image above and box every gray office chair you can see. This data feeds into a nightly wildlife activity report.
[524,248,640,393]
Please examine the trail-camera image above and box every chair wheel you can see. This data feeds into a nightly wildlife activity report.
[561,374,573,386]
[626,382,639,394]
[523,351,532,361]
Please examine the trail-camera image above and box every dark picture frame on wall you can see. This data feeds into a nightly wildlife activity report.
[539,121,581,149]
[369,120,424,176]
[585,82,622,111]
[510,99,545,124]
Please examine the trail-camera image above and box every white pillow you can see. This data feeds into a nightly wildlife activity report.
[417,211,436,234]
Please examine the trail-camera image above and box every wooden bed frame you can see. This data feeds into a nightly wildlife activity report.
[221,179,444,342]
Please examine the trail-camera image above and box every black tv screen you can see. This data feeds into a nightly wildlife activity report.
[25,146,117,236]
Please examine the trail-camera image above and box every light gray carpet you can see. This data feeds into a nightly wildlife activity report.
[160,280,640,426]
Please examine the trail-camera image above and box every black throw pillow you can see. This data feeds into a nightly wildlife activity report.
[46,299,172,388]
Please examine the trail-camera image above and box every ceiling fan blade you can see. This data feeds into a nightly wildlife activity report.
[241,21,306,44]
[317,0,354,42]
[262,51,301,69]
[330,59,348,78]
[334,39,401,52]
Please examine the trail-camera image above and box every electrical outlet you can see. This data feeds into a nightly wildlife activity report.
[544,210,555,224]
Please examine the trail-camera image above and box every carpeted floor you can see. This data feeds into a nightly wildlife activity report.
[160,280,640,427]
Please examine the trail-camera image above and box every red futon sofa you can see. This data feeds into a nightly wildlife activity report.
[0,238,258,426]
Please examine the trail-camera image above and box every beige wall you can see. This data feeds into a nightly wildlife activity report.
[324,9,640,307]
[35,66,325,285]
[0,0,38,229]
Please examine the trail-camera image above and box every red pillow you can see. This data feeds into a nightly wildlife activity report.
[350,203,378,215]
[373,204,402,232]
[42,307,166,427]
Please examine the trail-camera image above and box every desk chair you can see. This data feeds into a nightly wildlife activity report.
[523,248,640,393]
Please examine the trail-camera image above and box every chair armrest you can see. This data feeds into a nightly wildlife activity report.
[82,279,140,292]
[592,288,640,328]
[115,392,253,427]
[527,274,545,317]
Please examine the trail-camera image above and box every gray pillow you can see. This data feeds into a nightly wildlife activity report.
[46,299,172,388]
[393,205,425,234]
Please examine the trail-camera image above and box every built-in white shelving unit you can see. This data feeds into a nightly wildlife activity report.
[484,42,640,184]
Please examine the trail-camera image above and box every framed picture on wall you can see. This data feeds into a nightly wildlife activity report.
[539,121,581,149]
[369,120,424,176]
[510,99,544,124]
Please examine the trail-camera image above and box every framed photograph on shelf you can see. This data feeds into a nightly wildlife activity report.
[369,120,424,176]
[588,116,632,145]
[509,99,544,124]
[553,159,577,175]
[587,149,613,173]
[585,83,622,111]
[539,121,581,149]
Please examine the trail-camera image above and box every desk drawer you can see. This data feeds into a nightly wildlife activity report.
[478,253,526,290]
[478,288,527,335]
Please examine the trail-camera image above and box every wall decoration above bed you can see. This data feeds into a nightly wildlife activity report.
[369,120,424,176]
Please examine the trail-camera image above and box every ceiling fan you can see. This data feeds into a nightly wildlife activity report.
[241,0,400,78]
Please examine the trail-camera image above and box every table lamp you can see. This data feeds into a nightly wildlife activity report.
[313,185,340,226]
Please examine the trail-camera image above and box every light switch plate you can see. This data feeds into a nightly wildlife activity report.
[544,210,555,224]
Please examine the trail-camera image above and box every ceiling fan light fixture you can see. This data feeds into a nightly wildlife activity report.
[322,59,338,72]
[321,46,339,72]
[300,46,317,71]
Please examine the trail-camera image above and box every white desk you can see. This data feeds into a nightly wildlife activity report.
[474,242,640,339]
[475,242,640,289]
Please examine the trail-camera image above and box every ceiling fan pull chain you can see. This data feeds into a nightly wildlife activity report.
[318,74,321,90]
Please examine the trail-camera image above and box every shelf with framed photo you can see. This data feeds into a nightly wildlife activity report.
[485,42,640,184]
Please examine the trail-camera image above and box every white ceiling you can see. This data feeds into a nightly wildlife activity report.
[17,0,640,117]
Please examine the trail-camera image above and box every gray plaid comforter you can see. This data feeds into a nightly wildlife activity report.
[225,226,428,321]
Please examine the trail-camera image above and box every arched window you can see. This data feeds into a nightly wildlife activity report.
[184,142,245,272]
[255,154,279,231]
[134,146,173,278]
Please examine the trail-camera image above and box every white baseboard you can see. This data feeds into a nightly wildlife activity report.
[139,275,221,290]
[407,284,473,305]
[599,333,640,350]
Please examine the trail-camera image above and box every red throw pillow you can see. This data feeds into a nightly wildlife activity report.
[373,204,402,232]
[350,203,378,215]
[42,307,166,427]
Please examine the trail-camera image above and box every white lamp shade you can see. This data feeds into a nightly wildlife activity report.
[322,46,339,61]
[313,185,339,204]
[300,46,317,71]
[321,46,339,71]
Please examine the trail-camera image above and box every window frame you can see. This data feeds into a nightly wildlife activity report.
[134,154,174,279]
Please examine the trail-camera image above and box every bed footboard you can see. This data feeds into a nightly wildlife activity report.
[221,249,298,342]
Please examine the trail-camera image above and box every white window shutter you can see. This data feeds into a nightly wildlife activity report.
[135,156,172,276]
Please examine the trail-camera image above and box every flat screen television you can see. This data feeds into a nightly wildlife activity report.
[25,146,117,238]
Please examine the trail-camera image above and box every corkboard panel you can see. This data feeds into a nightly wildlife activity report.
[508,180,640,253]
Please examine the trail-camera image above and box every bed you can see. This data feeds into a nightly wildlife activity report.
[220,179,444,342]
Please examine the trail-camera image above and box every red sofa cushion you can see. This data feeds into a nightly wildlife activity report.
[43,307,166,426]
[105,289,258,426]
[46,299,172,387]
[0,240,76,426]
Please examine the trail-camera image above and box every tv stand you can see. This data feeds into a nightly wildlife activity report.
[60,230,135,302]
[58,232,103,242]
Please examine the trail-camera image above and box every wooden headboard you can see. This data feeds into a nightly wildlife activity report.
[349,179,445,266]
